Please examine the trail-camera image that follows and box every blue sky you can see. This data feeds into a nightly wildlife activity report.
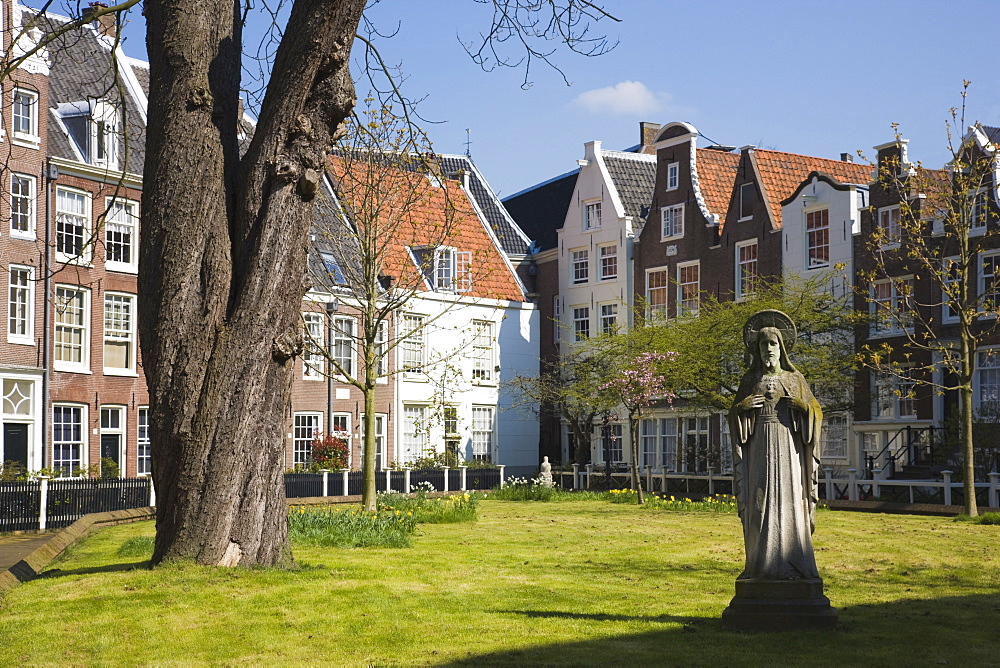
[114,0,1000,199]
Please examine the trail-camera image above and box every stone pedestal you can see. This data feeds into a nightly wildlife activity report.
[722,578,837,632]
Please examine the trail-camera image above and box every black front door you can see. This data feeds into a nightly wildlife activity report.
[3,423,29,468]
[100,434,122,473]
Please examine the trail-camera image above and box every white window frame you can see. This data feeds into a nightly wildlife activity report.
[10,173,36,239]
[871,371,915,420]
[471,406,495,462]
[401,313,426,377]
[598,244,617,280]
[302,311,325,380]
[332,316,355,378]
[599,302,618,335]
[735,240,758,301]
[661,204,684,240]
[976,349,1000,416]
[431,247,472,292]
[601,421,623,464]
[361,413,387,470]
[137,407,151,476]
[401,404,429,464]
[641,417,679,470]
[677,261,700,316]
[979,251,1000,314]
[877,205,901,245]
[583,200,602,231]
[104,197,139,273]
[572,306,589,341]
[805,207,830,269]
[331,413,352,467]
[374,320,389,381]
[471,320,496,384]
[870,277,913,336]
[646,269,668,321]
[666,162,679,191]
[8,265,34,345]
[553,295,562,343]
[55,187,92,264]
[103,292,137,375]
[54,285,90,373]
[820,414,848,459]
[12,88,40,148]
[571,248,589,284]
[292,412,322,468]
[739,183,754,221]
[970,188,989,235]
[52,403,87,477]
[942,256,960,324]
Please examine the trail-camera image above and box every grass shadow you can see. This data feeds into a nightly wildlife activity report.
[445,592,1000,666]
[42,561,152,577]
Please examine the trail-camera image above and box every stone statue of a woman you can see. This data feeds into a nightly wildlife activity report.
[723,310,836,631]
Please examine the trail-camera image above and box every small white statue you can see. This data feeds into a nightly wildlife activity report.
[539,456,554,488]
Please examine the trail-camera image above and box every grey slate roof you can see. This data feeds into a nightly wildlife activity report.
[983,125,1000,145]
[502,170,579,253]
[440,155,531,256]
[601,149,656,224]
[35,11,147,174]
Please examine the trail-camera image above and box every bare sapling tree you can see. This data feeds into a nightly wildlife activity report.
[306,101,506,512]
[857,83,998,516]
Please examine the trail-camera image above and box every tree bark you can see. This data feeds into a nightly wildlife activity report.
[629,415,645,505]
[139,0,365,566]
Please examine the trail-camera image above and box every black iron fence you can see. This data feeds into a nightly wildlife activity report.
[1,468,508,533]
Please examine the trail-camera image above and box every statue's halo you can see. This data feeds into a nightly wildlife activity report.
[743,309,797,351]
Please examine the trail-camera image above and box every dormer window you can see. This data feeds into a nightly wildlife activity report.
[12,88,40,148]
[412,245,471,292]
[59,99,118,167]
[319,251,347,285]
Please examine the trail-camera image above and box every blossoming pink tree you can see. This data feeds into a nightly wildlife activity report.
[599,352,677,504]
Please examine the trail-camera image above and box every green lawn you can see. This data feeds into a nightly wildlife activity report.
[1,500,998,666]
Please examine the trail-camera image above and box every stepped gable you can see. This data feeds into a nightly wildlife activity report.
[601,149,656,224]
[502,170,579,252]
[752,150,872,228]
[440,155,531,256]
[326,156,527,303]
[695,148,740,220]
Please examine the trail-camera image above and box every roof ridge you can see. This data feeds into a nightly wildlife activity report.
[503,168,580,201]
[600,149,656,162]
[753,147,870,168]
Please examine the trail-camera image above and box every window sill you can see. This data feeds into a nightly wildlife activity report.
[53,366,92,375]
[9,232,37,242]
[12,135,41,150]
[737,216,753,223]
[55,256,93,268]
[599,275,618,281]
[103,369,138,377]
[878,242,901,251]
[105,264,138,275]
[806,263,830,270]
[660,235,684,243]
[7,337,35,346]
[302,375,325,382]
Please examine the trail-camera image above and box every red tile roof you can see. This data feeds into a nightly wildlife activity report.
[752,149,873,228]
[328,157,526,303]
[695,148,740,220]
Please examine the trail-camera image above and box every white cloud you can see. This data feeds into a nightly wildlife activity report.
[572,80,676,116]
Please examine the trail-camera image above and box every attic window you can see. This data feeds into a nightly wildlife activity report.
[12,88,40,147]
[58,99,118,167]
[739,183,754,220]
[319,251,347,285]
[412,246,472,292]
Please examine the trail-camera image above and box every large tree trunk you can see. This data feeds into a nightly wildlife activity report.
[139,0,365,566]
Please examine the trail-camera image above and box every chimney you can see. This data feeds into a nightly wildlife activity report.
[639,122,661,154]
[840,152,853,163]
[82,2,116,38]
